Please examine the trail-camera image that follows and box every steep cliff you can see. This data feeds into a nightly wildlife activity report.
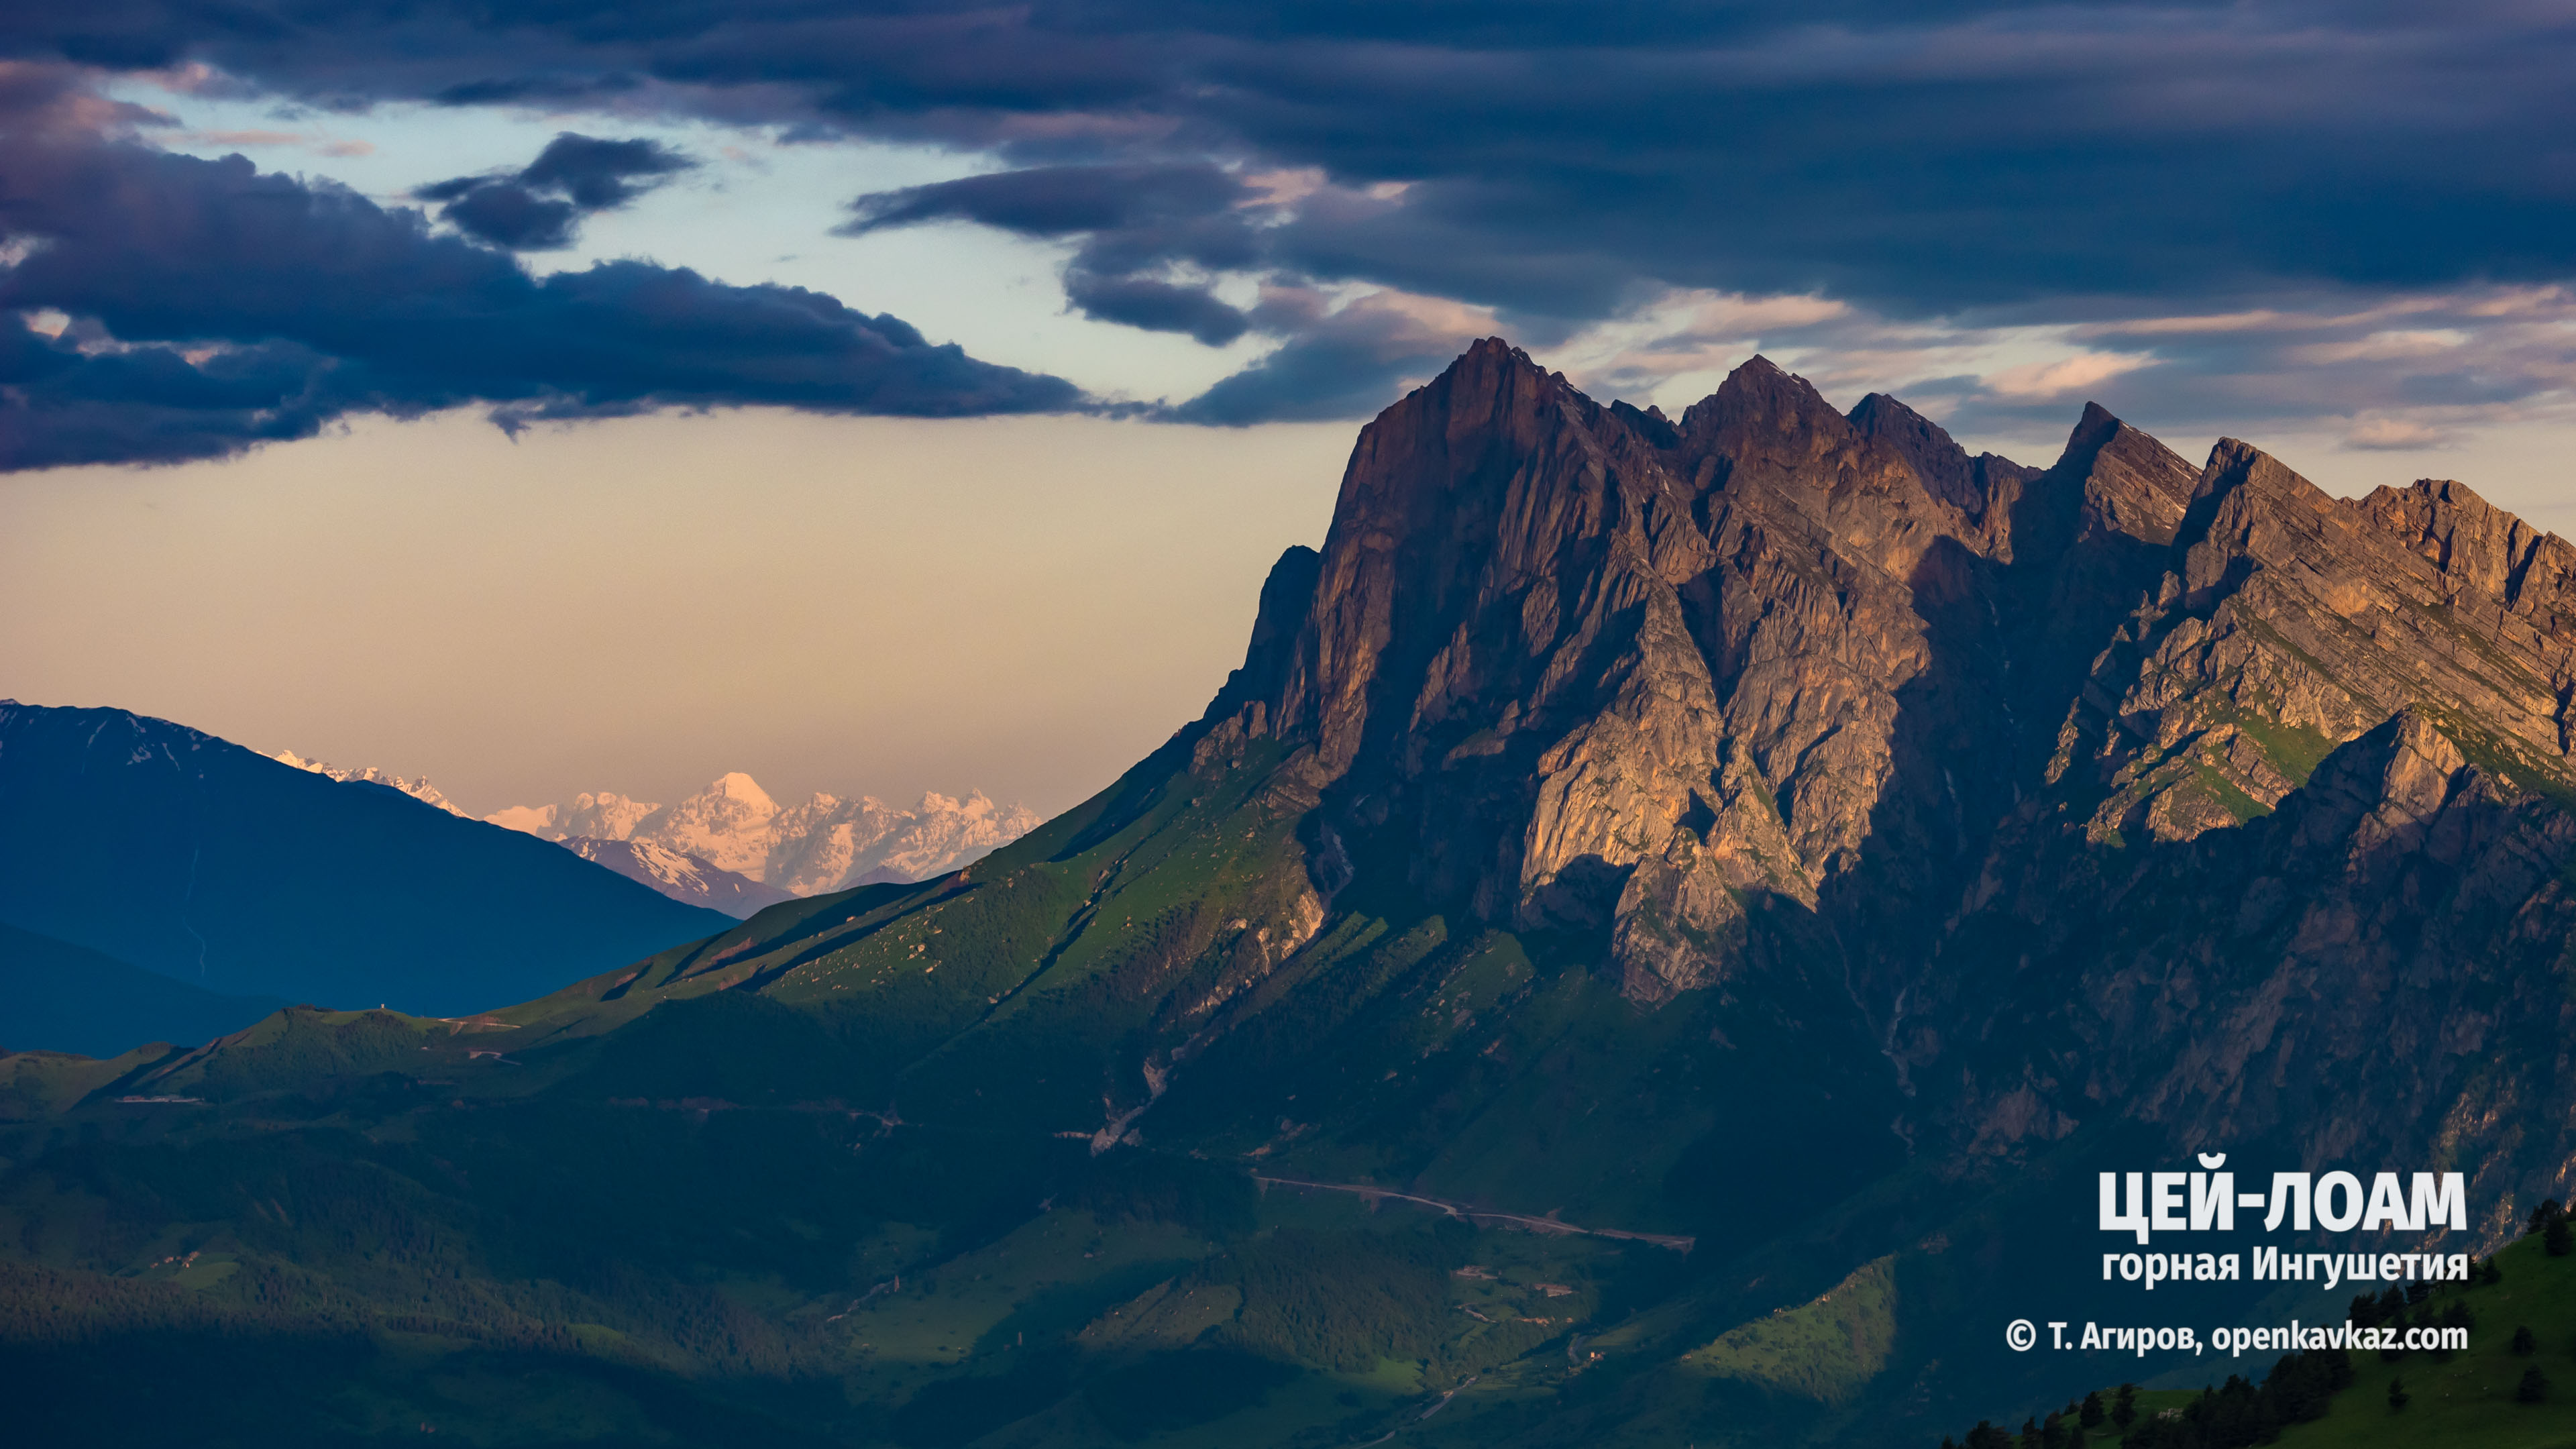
[1192,343,2576,1193]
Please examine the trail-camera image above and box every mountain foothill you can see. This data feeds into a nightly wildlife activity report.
[5,339,2575,1448]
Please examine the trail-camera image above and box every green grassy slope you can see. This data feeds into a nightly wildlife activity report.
[0,723,2415,1449]
[2269,1232,2576,1449]
[0,734,1911,1446]
[1932,1231,2576,1449]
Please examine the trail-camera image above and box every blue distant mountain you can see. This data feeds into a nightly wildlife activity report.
[0,922,284,1059]
[0,701,735,1041]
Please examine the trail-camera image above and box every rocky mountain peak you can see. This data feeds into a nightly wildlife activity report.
[1210,347,2056,1001]
[1201,338,2576,1025]
[2037,398,2198,551]
[1847,388,2031,531]
[266,749,466,817]
[711,770,771,800]
[1676,352,1847,447]
[2353,476,2576,630]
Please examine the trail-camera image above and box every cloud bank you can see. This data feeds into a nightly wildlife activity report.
[0,68,1082,470]
[3,3,2575,444]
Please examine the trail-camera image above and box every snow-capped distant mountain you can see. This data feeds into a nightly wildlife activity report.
[627,773,779,878]
[484,791,658,841]
[268,749,468,816]
[559,837,797,920]
[488,773,1042,893]
[264,753,783,915]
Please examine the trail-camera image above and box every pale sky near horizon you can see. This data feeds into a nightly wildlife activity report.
[2,409,1351,819]
[11,388,2573,822]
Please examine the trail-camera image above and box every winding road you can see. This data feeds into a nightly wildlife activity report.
[1249,1174,1695,1252]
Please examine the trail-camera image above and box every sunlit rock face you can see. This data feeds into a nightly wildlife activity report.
[1199,339,2576,1195]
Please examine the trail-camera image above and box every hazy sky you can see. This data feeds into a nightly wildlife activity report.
[13,390,2571,821]
[3,409,1349,816]
[5,3,2574,818]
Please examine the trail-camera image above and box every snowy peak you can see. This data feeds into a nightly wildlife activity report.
[559,837,796,920]
[569,792,661,841]
[486,771,1043,893]
[268,749,468,817]
[640,775,783,877]
[482,802,557,835]
[482,790,661,841]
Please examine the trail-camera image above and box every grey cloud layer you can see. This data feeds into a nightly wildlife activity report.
[5,2,2575,429]
[0,78,1082,470]
[417,132,694,250]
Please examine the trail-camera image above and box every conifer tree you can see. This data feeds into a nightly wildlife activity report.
[2387,1376,2409,1411]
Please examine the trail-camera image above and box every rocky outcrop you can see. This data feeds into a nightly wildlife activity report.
[1214,339,2033,1000]
[1187,337,2576,1193]
[2046,441,2576,849]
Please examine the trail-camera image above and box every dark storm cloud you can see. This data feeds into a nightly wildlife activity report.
[1169,287,1484,425]
[517,133,689,207]
[0,97,1083,470]
[416,131,692,249]
[843,163,1245,238]
[845,164,1255,343]
[415,180,580,250]
[6,2,2576,423]
[1063,272,1248,347]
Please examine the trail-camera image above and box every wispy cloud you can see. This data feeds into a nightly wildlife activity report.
[1984,352,2156,400]
[2347,416,2450,451]
[166,126,374,158]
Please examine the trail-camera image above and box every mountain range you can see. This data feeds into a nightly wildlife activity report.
[269,748,801,916]
[556,835,800,918]
[5,340,2573,1448]
[268,753,1038,916]
[266,749,470,817]
[0,702,734,1050]
[487,771,1044,894]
